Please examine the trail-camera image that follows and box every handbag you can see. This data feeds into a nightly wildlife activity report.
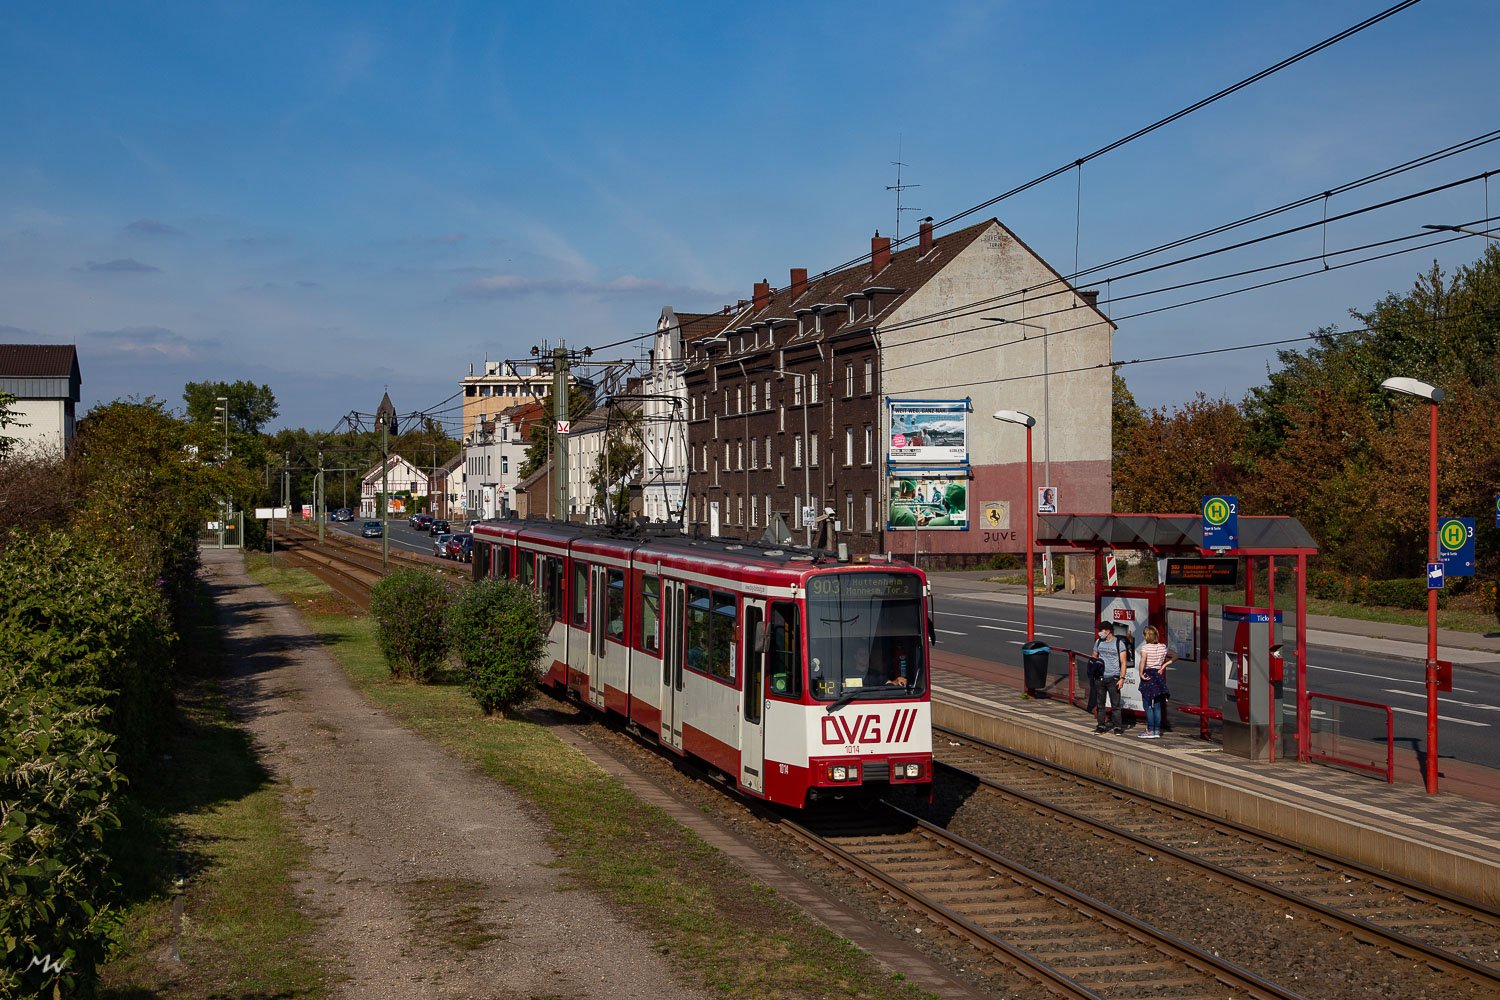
[1087,656,1105,682]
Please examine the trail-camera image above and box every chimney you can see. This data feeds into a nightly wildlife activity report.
[789,267,808,300]
[871,231,891,276]
[919,218,933,254]
[753,278,771,311]
[1079,289,1100,309]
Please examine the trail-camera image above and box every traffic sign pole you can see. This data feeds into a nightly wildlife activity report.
[1424,400,1439,794]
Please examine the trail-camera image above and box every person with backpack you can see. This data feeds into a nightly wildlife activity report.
[1091,621,1127,735]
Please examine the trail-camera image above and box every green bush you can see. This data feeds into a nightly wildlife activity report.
[0,678,123,998]
[447,579,551,715]
[0,532,174,774]
[1364,576,1436,611]
[369,568,451,681]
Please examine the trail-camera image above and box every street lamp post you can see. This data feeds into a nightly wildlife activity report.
[993,410,1037,640]
[1380,376,1445,794]
[214,397,229,547]
[986,317,1052,587]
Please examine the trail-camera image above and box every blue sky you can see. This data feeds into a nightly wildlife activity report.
[2,1,1497,431]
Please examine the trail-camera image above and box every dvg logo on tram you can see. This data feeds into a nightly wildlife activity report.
[821,709,921,746]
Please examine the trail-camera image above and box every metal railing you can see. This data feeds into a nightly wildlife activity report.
[1307,692,1395,783]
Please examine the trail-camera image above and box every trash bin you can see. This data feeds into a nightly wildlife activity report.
[1021,641,1050,693]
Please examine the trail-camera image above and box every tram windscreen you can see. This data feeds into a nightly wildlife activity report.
[805,572,926,701]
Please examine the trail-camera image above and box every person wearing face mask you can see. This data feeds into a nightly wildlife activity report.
[1091,621,1127,735]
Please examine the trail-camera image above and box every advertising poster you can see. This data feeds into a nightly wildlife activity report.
[888,472,969,529]
[889,400,968,463]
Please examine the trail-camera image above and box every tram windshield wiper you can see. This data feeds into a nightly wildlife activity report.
[825,690,860,713]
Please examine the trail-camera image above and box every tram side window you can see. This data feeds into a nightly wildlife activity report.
[519,552,535,587]
[767,602,802,698]
[606,569,626,641]
[639,576,661,654]
[496,545,511,579]
[543,556,565,621]
[572,561,589,627]
[473,541,489,579]
[685,586,736,682]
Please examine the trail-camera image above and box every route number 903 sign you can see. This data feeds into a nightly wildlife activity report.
[1438,517,1475,577]
[1201,495,1238,551]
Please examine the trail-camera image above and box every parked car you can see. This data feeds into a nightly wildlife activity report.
[431,531,453,557]
[410,513,433,531]
[429,519,450,535]
[446,532,472,562]
[360,520,383,538]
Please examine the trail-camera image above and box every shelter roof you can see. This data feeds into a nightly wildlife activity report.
[1035,513,1318,555]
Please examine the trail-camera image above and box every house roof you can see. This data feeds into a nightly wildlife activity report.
[0,344,82,401]
[361,453,426,484]
[0,344,79,378]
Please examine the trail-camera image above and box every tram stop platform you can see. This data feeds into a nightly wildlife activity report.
[924,572,1500,906]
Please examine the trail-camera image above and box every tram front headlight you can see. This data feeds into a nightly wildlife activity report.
[903,763,922,779]
[830,765,847,782]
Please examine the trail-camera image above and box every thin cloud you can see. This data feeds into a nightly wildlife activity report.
[0,324,38,337]
[125,218,183,237]
[82,325,205,361]
[79,258,161,274]
[455,273,714,300]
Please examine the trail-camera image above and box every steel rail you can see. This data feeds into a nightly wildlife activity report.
[934,725,1500,987]
[782,803,1304,1000]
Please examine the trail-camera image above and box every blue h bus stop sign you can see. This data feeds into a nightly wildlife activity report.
[1202,495,1238,550]
[1438,517,1475,577]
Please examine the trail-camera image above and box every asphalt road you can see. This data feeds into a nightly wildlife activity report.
[929,587,1500,772]
[326,517,466,558]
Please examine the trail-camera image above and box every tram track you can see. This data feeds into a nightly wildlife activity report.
[782,801,1297,998]
[933,725,1500,993]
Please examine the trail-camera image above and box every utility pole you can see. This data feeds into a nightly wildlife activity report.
[214,396,229,548]
[283,452,290,533]
[376,392,397,570]
[316,449,325,543]
[552,344,569,521]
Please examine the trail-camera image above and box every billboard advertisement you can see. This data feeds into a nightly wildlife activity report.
[888,400,968,463]
[888,472,969,529]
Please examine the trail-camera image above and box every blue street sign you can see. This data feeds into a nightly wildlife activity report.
[1438,517,1475,577]
[1201,495,1238,550]
[1427,562,1444,590]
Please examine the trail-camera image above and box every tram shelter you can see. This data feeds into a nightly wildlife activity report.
[1034,513,1319,763]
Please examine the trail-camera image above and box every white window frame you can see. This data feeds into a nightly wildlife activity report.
[810,432,819,468]
[864,358,873,394]
[845,363,855,397]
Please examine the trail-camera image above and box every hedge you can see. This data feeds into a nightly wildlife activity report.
[447,580,552,715]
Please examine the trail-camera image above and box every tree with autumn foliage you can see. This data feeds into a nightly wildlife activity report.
[1112,392,1249,514]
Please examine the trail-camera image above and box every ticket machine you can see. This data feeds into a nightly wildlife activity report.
[1221,606,1283,760]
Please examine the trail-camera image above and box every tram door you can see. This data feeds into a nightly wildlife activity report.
[660,580,685,752]
[739,600,767,793]
[587,564,607,709]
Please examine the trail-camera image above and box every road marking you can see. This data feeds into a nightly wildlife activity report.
[1381,688,1500,712]
[1308,663,1477,693]
[935,628,967,636]
[1387,705,1488,727]
[938,611,1093,635]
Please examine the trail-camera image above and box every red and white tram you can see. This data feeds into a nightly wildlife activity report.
[471,519,933,808]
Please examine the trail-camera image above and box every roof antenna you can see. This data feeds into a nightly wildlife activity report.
[886,134,921,244]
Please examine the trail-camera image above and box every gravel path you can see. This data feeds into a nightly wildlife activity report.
[201,549,707,998]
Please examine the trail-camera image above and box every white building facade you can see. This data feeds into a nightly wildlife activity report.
[0,344,81,456]
[359,454,429,518]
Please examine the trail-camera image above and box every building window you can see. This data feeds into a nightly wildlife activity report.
[778,401,785,432]
[846,493,855,532]
[844,426,854,466]
[793,434,803,468]
[765,495,772,527]
[779,454,785,486]
[794,495,802,529]
[764,436,771,468]
[737,439,744,471]
[764,379,771,410]
[810,432,819,467]
[736,386,743,413]
[864,358,873,394]
[750,382,758,410]
[502,456,509,474]
[792,379,803,406]
[845,363,855,397]
[863,424,873,465]
[750,494,758,527]
[809,373,820,403]
[737,495,744,526]
[865,492,874,532]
